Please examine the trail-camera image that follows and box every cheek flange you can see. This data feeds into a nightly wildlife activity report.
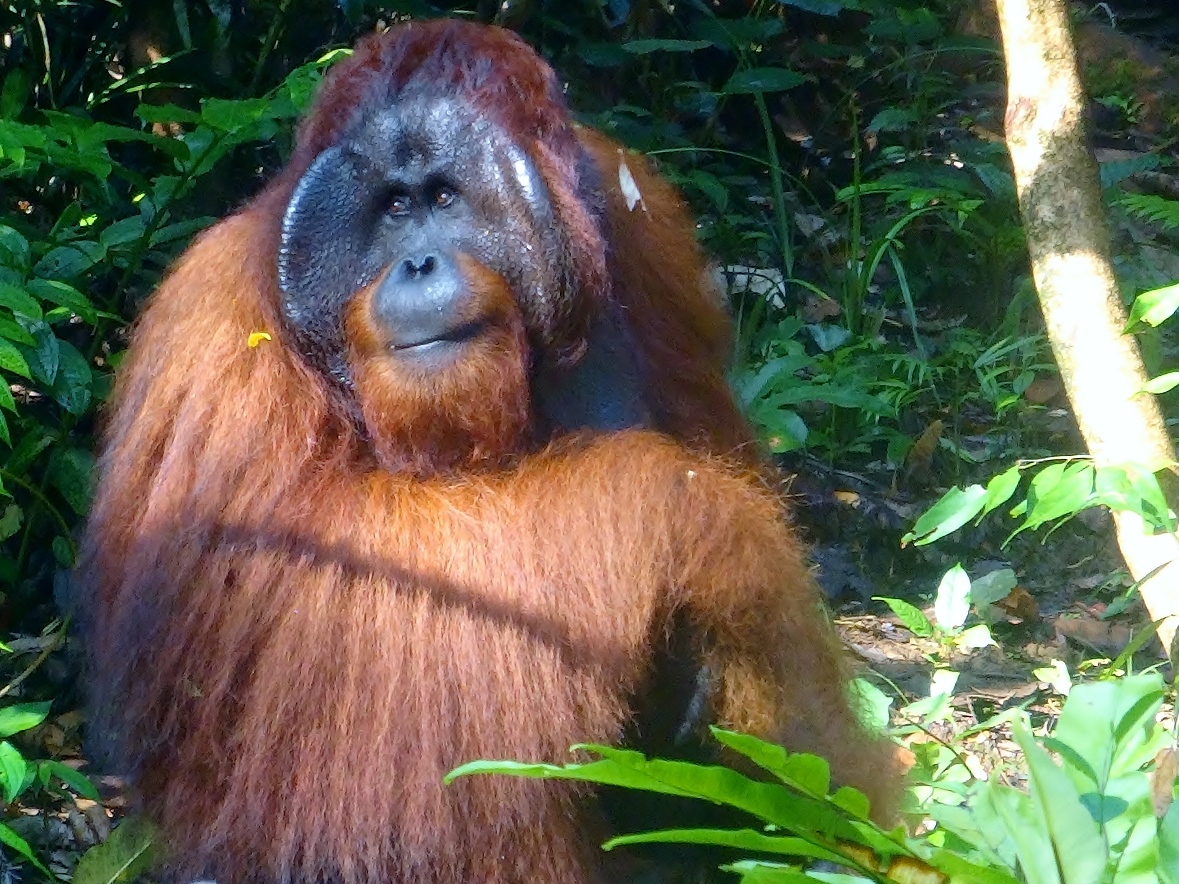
[278,146,385,381]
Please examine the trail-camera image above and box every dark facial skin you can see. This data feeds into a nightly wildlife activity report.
[278,93,651,436]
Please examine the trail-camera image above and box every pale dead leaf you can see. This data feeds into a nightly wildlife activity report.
[617,156,645,212]
[1152,747,1177,817]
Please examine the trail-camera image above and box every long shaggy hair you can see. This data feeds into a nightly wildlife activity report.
[80,19,902,884]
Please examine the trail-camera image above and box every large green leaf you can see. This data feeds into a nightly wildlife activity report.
[0,740,27,803]
[37,759,99,800]
[448,746,860,840]
[711,729,831,800]
[0,282,42,319]
[1013,723,1108,883]
[49,339,94,415]
[1045,676,1167,882]
[603,827,851,865]
[723,68,807,94]
[903,484,988,546]
[0,820,51,877]
[47,446,96,515]
[1126,282,1179,330]
[0,700,50,738]
[73,816,160,884]
[1160,799,1179,884]
[621,39,712,54]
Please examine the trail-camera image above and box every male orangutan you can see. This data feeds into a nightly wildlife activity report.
[80,18,902,884]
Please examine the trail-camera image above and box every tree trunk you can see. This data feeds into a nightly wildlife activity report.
[996,0,1179,658]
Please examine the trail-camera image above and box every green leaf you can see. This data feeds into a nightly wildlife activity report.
[874,596,933,636]
[868,107,920,133]
[985,783,1059,884]
[0,504,22,541]
[135,104,202,126]
[1161,797,1179,884]
[848,677,893,733]
[925,850,1024,884]
[956,624,996,650]
[1048,674,1165,792]
[73,815,160,884]
[710,730,832,800]
[0,740,27,803]
[736,354,816,405]
[98,216,147,249]
[1015,722,1108,883]
[0,336,31,379]
[52,535,74,568]
[1126,281,1179,330]
[723,67,808,94]
[720,860,811,883]
[26,277,99,323]
[689,16,784,50]
[680,170,729,212]
[620,39,712,54]
[760,410,808,452]
[1093,464,1174,532]
[603,827,852,865]
[0,700,50,737]
[1141,371,1179,395]
[1104,156,1163,191]
[20,320,59,385]
[0,226,30,273]
[575,44,627,66]
[48,447,95,515]
[0,69,29,119]
[0,315,37,346]
[1021,461,1095,532]
[33,245,97,281]
[929,786,1022,876]
[200,97,273,131]
[36,759,99,800]
[50,339,93,415]
[279,57,335,111]
[902,483,988,546]
[0,282,43,319]
[829,785,871,821]
[933,564,971,631]
[447,746,860,840]
[970,569,1018,607]
[981,466,1022,517]
[0,820,52,877]
[6,430,53,474]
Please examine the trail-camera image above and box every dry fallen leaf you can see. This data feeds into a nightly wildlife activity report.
[1152,746,1177,817]
[617,155,645,212]
[994,585,1039,622]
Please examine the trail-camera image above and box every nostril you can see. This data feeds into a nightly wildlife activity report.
[400,256,437,279]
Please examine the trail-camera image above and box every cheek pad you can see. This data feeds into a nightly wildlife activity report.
[460,136,573,345]
[279,146,386,343]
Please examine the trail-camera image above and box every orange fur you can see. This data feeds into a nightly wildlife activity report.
[577,128,758,461]
[81,19,902,884]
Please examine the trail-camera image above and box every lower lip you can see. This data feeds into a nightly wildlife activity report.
[390,337,467,368]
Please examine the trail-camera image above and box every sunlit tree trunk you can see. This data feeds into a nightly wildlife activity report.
[996,0,1179,658]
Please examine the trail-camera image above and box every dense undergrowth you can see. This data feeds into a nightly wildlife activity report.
[1,0,1178,880]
